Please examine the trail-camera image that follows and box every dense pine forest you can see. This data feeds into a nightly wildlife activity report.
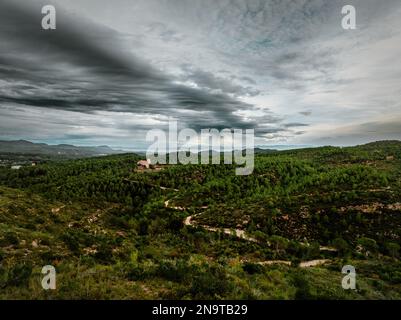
[0,140,400,299]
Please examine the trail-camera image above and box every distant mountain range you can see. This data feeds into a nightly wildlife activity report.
[0,140,125,157]
[0,140,280,159]
[2,139,400,160]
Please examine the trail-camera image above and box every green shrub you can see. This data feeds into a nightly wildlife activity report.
[5,263,33,287]
[292,272,313,300]
[189,265,232,299]
[385,242,400,258]
[242,262,264,275]
[3,231,19,246]
[332,237,350,256]
[60,231,80,253]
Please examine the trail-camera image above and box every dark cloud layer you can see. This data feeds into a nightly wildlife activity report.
[0,0,282,138]
[1,0,400,147]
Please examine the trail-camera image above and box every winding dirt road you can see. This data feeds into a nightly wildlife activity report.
[183,213,259,242]
[164,197,335,268]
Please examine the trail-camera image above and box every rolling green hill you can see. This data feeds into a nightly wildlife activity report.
[0,141,400,299]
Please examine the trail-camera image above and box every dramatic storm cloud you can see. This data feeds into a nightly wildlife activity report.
[1,0,400,148]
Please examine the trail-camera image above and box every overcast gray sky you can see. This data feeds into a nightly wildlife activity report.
[1,0,400,149]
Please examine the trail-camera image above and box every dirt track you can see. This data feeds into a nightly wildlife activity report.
[164,197,334,268]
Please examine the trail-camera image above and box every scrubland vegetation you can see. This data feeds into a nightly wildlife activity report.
[0,141,400,299]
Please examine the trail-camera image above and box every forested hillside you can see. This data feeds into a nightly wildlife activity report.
[0,141,400,299]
